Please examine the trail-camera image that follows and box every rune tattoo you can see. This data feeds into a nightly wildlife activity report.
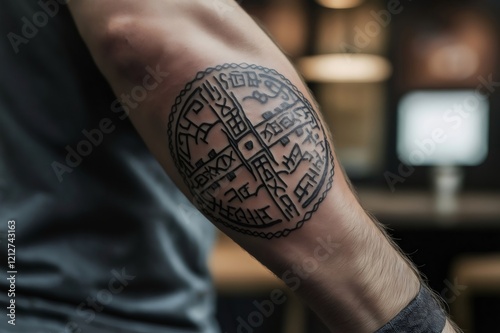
[168,64,334,239]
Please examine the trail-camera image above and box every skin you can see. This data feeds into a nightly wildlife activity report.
[67,1,458,332]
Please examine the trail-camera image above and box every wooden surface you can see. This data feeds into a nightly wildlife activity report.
[209,234,285,294]
[357,189,500,227]
[451,254,500,332]
[209,234,307,333]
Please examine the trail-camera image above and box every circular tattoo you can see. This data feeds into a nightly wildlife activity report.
[168,64,334,239]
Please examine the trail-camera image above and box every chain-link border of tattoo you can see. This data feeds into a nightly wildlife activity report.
[168,63,335,239]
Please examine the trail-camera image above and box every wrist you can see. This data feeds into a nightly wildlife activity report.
[307,211,421,332]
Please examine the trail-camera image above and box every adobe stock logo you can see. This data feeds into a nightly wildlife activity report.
[51,64,169,182]
[340,0,407,57]
[64,268,136,333]
[228,235,340,333]
[7,0,70,54]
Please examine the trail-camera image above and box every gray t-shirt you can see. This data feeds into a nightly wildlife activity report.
[0,2,218,332]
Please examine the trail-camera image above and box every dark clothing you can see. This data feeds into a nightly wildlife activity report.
[375,286,447,333]
[0,2,218,332]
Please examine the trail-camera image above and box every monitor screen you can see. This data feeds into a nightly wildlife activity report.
[397,90,489,166]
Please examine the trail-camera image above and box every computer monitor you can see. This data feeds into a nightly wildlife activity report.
[397,90,490,215]
[397,90,489,166]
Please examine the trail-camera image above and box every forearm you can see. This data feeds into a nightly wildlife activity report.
[69,1,450,331]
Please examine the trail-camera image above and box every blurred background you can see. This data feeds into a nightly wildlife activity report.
[210,0,500,332]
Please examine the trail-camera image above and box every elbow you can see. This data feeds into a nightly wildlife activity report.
[96,15,165,83]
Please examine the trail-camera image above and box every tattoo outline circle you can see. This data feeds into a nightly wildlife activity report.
[168,63,334,239]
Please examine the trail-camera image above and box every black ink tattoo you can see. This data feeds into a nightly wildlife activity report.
[168,64,334,239]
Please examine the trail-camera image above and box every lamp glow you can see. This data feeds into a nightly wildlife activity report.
[316,0,365,9]
[297,54,392,83]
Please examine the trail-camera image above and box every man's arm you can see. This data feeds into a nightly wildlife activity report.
[68,1,455,332]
